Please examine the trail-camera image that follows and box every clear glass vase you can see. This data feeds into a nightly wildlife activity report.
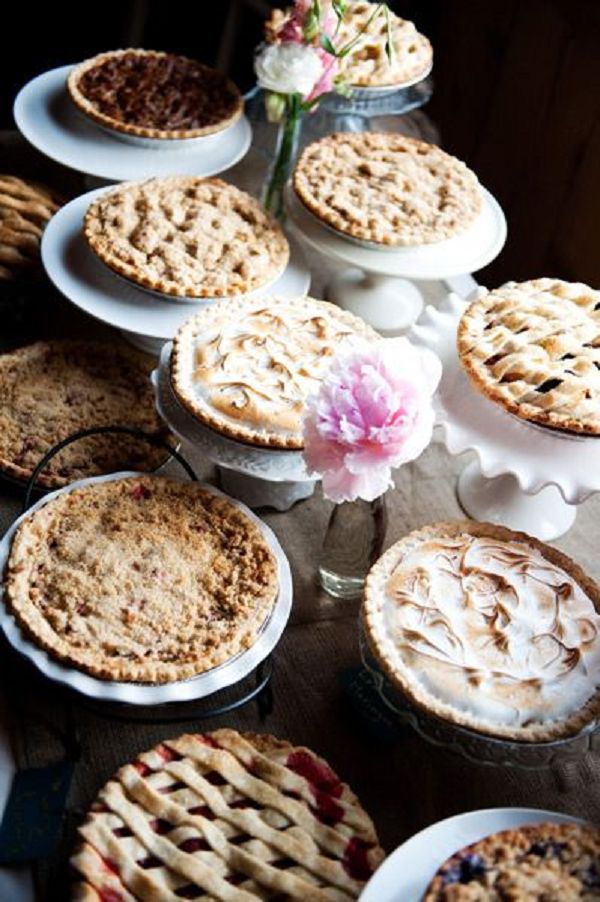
[318,496,388,599]
[261,96,302,223]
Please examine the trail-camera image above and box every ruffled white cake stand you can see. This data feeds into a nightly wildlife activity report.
[410,292,600,540]
[152,343,317,511]
[284,183,507,334]
[14,65,252,183]
[41,187,311,355]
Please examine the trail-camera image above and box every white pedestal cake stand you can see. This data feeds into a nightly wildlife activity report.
[14,65,252,182]
[41,188,311,355]
[152,344,317,511]
[284,184,506,334]
[410,292,600,540]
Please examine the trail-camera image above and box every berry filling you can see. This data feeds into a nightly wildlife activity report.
[442,853,486,886]
[342,837,375,881]
[286,751,342,796]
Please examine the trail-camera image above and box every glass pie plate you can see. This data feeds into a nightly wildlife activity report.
[358,624,600,771]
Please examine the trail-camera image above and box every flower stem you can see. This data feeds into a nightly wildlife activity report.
[263,94,302,222]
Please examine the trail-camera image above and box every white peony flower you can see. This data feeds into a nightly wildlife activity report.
[255,43,324,96]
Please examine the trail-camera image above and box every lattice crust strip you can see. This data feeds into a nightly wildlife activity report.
[458,278,600,435]
[71,730,385,900]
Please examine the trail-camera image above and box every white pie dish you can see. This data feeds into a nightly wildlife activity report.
[0,471,292,705]
[360,807,586,902]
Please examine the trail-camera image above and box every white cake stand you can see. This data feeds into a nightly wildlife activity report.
[285,184,506,334]
[41,187,311,355]
[14,65,252,182]
[152,344,317,511]
[410,292,600,540]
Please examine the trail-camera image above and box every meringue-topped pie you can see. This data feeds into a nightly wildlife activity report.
[363,520,600,741]
[171,295,379,449]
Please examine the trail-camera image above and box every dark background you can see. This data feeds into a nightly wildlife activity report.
[2,0,599,287]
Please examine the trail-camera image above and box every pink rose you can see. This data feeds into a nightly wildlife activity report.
[302,338,442,503]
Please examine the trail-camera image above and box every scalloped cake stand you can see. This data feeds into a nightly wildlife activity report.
[410,292,600,540]
[152,344,317,511]
[284,183,506,334]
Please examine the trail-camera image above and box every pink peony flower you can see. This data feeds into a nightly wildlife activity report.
[302,338,442,503]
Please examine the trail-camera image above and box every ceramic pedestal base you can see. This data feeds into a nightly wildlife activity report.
[325,269,424,334]
[218,467,316,512]
[457,460,576,541]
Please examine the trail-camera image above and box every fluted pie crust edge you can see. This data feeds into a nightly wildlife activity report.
[67,49,243,140]
[362,519,600,742]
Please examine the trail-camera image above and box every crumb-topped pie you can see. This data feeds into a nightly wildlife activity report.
[171,295,379,449]
[67,49,242,140]
[424,822,600,901]
[458,278,600,436]
[84,177,290,298]
[293,133,482,247]
[363,520,600,741]
[5,476,278,682]
[70,729,385,900]
[0,174,63,281]
[0,340,171,487]
[267,1,432,88]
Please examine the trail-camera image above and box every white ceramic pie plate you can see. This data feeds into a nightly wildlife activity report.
[41,187,311,340]
[13,65,252,180]
[0,471,292,705]
[360,807,585,902]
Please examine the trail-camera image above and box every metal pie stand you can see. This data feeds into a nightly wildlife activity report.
[0,427,294,723]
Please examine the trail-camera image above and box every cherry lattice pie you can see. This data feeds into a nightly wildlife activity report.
[70,729,385,899]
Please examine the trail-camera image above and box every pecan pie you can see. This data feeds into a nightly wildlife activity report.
[293,133,482,246]
[0,340,171,487]
[363,520,600,741]
[424,822,600,901]
[70,729,385,900]
[267,0,432,88]
[0,175,63,280]
[84,177,290,298]
[5,476,279,682]
[171,295,379,449]
[458,278,600,436]
[67,49,242,140]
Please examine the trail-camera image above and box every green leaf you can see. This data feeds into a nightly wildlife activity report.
[320,34,339,56]
[384,5,395,65]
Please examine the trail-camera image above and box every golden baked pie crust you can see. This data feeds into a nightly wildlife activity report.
[363,519,600,742]
[293,133,482,247]
[67,49,243,140]
[458,278,600,436]
[83,177,290,298]
[5,476,279,683]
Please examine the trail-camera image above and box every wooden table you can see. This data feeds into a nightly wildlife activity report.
[1,132,599,900]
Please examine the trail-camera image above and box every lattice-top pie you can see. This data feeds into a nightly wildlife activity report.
[363,520,600,741]
[293,134,482,246]
[5,476,278,683]
[0,175,63,281]
[458,278,600,436]
[84,177,290,298]
[71,729,385,900]
[67,49,242,140]
[424,822,600,901]
[171,295,379,449]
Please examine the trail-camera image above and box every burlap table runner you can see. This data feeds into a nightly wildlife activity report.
[0,132,597,899]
